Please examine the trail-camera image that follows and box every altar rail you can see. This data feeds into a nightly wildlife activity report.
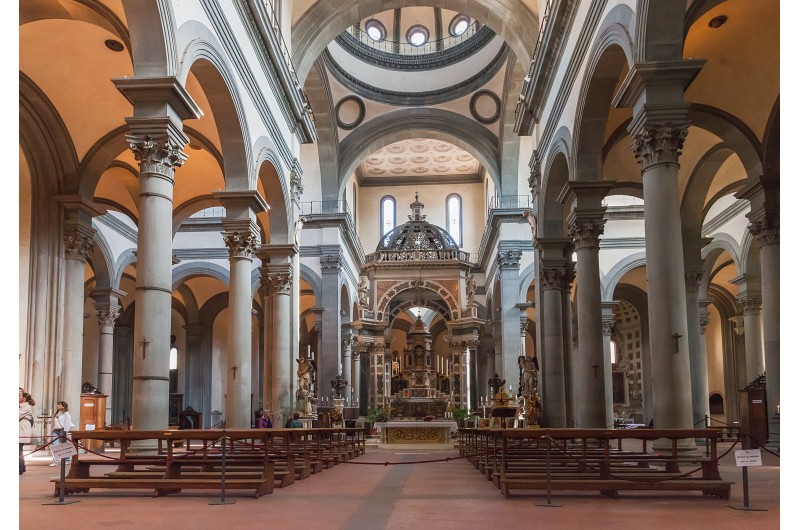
[458,428,732,499]
[52,428,366,498]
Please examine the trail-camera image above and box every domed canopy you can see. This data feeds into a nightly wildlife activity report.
[378,194,459,252]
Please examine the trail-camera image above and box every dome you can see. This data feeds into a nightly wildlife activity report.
[378,194,459,252]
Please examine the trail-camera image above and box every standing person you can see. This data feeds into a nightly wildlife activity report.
[289,412,303,428]
[19,389,35,475]
[49,401,72,467]
[255,409,272,428]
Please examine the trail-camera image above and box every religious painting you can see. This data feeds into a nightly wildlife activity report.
[612,372,626,404]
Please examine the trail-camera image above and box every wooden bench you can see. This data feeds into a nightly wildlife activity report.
[459,428,732,499]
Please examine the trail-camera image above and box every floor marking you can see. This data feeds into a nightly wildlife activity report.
[394,452,430,455]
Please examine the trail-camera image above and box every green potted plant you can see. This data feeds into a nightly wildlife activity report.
[452,406,470,427]
[366,406,390,434]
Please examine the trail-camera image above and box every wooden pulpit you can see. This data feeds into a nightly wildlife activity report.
[79,393,107,451]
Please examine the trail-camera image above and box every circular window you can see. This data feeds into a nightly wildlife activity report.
[364,19,386,42]
[406,24,429,47]
[449,15,470,37]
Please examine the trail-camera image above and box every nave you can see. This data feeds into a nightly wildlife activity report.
[19,443,778,529]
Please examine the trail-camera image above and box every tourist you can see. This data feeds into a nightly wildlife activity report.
[255,410,272,428]
[49,401,73,466]
[289,412,303,428]
[19,389,35,475]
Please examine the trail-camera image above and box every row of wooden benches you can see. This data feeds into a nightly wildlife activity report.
[458,428,733,499]
[53,428,367,498]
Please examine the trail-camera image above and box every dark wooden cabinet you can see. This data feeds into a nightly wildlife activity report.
[739,380,768,449]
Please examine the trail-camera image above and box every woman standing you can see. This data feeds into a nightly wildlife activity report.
[49,401,72,466]
[19,389,35,475]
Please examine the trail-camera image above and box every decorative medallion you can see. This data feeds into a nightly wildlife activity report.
[469,89,501,124]
[335,95,366,130]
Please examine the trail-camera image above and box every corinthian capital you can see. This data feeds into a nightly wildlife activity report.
[497,249,522,269]
[64,228,95,261]
[737,296,762,315]
[539,266,564,291]
[568,218,605,250]
[95,305,121,327]
[128,135,188,177]
[748,216,779,247]
[266,272,293,295]
[222,230,258,260]
[631,124,688,170]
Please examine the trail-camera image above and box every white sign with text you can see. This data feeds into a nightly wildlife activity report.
[51,442,77,461]
[734,449,763,467]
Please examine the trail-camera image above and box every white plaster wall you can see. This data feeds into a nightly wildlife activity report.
[356,182,484,255]
[299,143,323,202]
[173,230,226,249]
[95,214,137,264]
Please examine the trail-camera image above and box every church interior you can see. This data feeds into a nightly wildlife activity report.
[17,0,782,526]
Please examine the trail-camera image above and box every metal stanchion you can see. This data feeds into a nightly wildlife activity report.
[43,433,79,505]
[536,436,562,508]
[209,430,235,505]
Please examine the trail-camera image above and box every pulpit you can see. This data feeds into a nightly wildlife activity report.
[79,393,107,451]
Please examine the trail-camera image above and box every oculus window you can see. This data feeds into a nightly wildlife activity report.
[406,24,429,46]
[449,15,470,36]
[381,196,396,236]
[365,19,386,42]
[446,194,462,246]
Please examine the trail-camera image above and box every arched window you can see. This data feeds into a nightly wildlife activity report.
[381,196,396,236]
[446,194,462,246]
[406,24,429,46]
[709,393,724,415]
[364,19,386,42]
[449,14,470,36]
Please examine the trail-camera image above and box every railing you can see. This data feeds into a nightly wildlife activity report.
[261,0,315,129]
[345,21,482,56]
[299,200,351,216]
[366,248,471,263]
[515,0,554,123]
[488,195,532,210]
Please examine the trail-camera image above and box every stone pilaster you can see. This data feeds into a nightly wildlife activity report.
[319,248,343,402]
[56,195,105,425]
[90,287,125,425]
[497,248,523,384]
[737,294,764,382]
[601,302,618,428]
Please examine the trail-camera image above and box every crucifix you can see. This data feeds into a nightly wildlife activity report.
[139,338,151,360]
[671,333,683,353]
[591,363,599,378]
[231,365,239,380]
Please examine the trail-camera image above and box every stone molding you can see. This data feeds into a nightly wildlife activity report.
[64,227,95,261]
[290,169,304,203]
[265,271,293,295]
[222,229,258,260]
[320,252,342,272]
[602,318,615,337]
[630,124,688,171]
[497,249,522,269]
[128,136,188,178]
[568,218,605,250]
[528,149,541,197]
[95,305,121,327]
[684,270,704,291]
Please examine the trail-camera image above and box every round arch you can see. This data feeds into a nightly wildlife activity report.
[602,252,646,301]
[172,262,231,291]
[375,280,460,321]
[541,138,571,238]
[253,139,290,245]
[121,0,179,77]
[337,108,501,197]
[292,0,538,84]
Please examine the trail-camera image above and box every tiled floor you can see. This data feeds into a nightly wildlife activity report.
[18,442,779,529]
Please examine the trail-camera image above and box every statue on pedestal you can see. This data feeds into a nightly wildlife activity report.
[517,355,541,425]
[466,272,477,307]
[297,356,317,416]
[357,276,370,310]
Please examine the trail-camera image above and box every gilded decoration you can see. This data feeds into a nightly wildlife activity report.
[387,426,446,443]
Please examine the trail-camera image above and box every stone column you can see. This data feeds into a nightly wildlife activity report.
[497,249,523,382]
[56,196,104,424]
[183,323,205,415]
[684,270,711,430]
[601,303,617,427]
[562,263,577,427]
[559,182,612,428]
[737,296,764,382]
[615,61,704,440]
[341,333,353,403]
[736,174,779,447]
[90,288,125,424]
[115,77,201,430]
[319,249,343,401]
[215,192,267,428]
[352,347,363,408]
[539,266,567,426]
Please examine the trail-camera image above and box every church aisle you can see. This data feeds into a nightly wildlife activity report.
[18,444,778,529]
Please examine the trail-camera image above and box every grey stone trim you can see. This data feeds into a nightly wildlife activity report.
[469,90,501,124]
[701,197,750,236]
[604,205,644,220]
[335,95,366,130]
[434,8,443,51]
[173,248,231,260]
[393,9,401,55]
[199,0,299,170]
[358,173,483,187]
[599,237,646,249]
[303,213,366,266]
[96,213,138,244]
[535,1,608,153]
[516,0,581,134]
[299,245,322,257]
[333,22,496,71]
[321,44,509,106]
[476,208,532,271]
[179,218,225,232]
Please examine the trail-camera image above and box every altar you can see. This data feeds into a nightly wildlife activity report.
[375,421,459,444]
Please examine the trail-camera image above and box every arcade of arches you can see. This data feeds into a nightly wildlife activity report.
[19,0,779,457]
